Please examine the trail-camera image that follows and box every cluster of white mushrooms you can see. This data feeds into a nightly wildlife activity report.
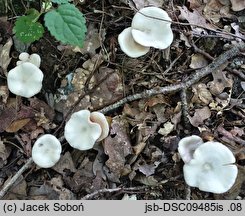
[32,110,109,168]
[118,7,173,58]
[178,135,238,194]
[6,53,109,168]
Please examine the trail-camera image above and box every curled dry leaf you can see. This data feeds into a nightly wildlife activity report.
[0,37,12,76]
[188,106,211,127]
[189,53,208,69]
[191,83,213,105]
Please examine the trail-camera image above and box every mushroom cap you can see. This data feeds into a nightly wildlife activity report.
[131,7,173,49]
[118,27,150,58]
[183,141,238,193]
[32,134,62,168]
[17,52,41,68]
[178,135,204,163]
[90,111,109,141]
[64,110,102,150]
[7,62,44,98]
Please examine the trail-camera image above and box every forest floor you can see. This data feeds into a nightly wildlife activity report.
[0,0,245,200]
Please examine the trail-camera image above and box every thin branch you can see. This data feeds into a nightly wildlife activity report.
[98,43,245,114]
[0,157,33,199]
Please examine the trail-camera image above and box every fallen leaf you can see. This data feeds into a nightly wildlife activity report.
[189,106,211,127]
[158,121,174,136]
[191,83,213,105]
[0,85,9,104]
[207,64,233,96]
[139,162,160,177]
[0,37,12,76]
[189,53,208,69]
[5,118,30,133]
[0,141,11,168]
[134,175,159,186]
[103,116,132,182]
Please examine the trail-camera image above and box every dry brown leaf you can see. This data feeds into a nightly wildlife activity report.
[52,151,77,175]
[134,175,159,186]
[189,53,208,69]
[158,121,174,136]
[188,106,211,127]
[0,85,9,104]
[5,118,30,133]
[139,162,160,177]
[178,6,215,30]
[191,83,213,105]
[0,37,12,76]
[0,141,11,168]
[103,116,132,182]
[207,70,233,96]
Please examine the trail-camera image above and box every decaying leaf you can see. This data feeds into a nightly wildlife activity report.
[0,37,12,76]
[188,106,211,127]
[103,116,132,182]
[189,53,208,69]
[5,118,30,133]
[158,121,174,136]
[191,83,213,105]
[0,85,9,104]
[178,6,215,30]
[53,151,77,175]
[134,175,159,186]
[0,141,11,168]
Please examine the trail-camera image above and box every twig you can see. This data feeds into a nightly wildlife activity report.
[81,186,147,200]
[180,88,190,129]
[0,157,33,199]
[98,43,245,114]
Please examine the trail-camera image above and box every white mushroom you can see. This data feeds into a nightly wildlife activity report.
[17,52,41,68]
[183,141,238,194]
[64,110,102,150]
[7,62,44,98]
[90,111,109,141]
[178,135,204,163]
[131,7,173,49]
[32,134,62,168]
[118,27,150,58]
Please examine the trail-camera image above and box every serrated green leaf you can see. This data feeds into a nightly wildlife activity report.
[51,0,71,4]
[44,3,87,47]
[13,16,44,43]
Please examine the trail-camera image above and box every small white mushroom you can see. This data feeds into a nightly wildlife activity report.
[90,111,109,141]
[131,7,173,49]
[17,52,41,68]
[118,27,150,58]
[7,62,44,98]
[32,134,62,168]
[64,110,102,150]
[183,141,238,194]
[178,135,204,163]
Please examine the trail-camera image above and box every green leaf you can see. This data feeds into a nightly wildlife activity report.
[51,0,71,4]
[44,4,87,47]
[26,8,40,20]
[13,16,44,43]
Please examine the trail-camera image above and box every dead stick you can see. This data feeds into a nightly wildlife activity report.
[0,157,33,199]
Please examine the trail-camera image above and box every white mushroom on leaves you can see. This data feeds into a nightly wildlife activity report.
[178,136,238,194]
[131,7,173,49]
[178,135,204,163]
[7,62,44,98]
[32,134,62,168]
[64,110,109,151]
[118,27,150,58]
[118,6,173,58]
